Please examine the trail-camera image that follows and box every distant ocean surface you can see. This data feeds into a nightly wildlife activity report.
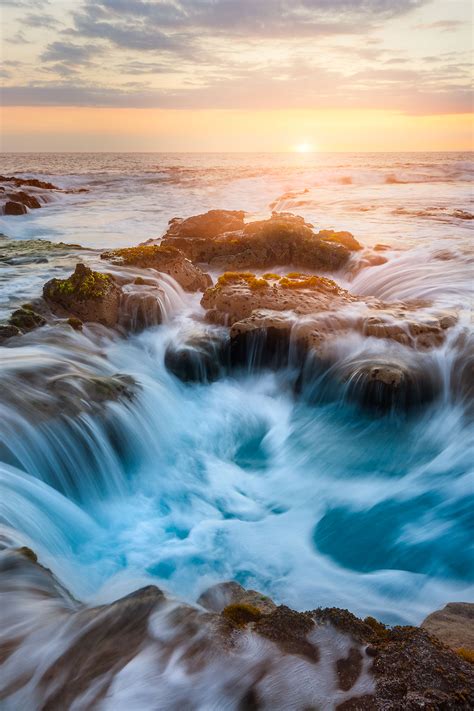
[0,151,472,629]
[1,151,473,251]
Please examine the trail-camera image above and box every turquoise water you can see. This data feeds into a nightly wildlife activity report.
[0,152,473,628]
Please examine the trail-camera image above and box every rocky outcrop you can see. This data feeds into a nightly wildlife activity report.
[201,271,353,325]
[164,326,230,382]
[0,549,472,710]
[44,263,122,327]
[8,305,47,333]
[161,210,360,270]
[175,271,456,410]
[0,175,59,190]
[422,602,474,652]
[4,201,27,216]
[335,357,441,411]
[6,191,41,210]
[0,175,57,216]
[101,244,212,292]
[0,347,138,420]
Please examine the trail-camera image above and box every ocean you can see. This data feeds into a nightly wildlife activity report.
[0,151,472,627]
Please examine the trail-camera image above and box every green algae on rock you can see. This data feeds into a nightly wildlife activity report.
[43,263,121,327]
[160,210,359,271]
[101,243,212,292]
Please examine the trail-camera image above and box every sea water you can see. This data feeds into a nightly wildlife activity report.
[0,151,472,628]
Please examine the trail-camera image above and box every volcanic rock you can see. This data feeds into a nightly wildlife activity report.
[101,244,212,292]
[161,211,359,270]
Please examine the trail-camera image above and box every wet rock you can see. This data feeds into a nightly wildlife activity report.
[164,327,230,382]
[421,602,474,651]
[101,244,212,292]
[1,555,473,711]
[198,581,276,615]
[43,263,121,327]
[8,306,47,332]
[162,211,355,270]
[6,191,41,210]
[67,316,83,330]
[230,312,304,371]
[4,201,27,216]
[340,358,440,411]
[201,271,352,326]
[0,324,21,341]
[317,229,362,251]
[254,606,320,663]
[164,209,246,241]
[0,175,58,190]
[119,286,164,332]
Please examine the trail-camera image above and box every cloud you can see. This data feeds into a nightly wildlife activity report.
[66,0,428,54]
[23,12,59,30]
[415,20,464,31]
[2,66,471,115]
[41,41,101,65]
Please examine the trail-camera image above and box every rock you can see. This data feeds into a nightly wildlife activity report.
[0,324,21,341]
[101,244,212,292]
[201,271,353,326]
[8,306,47,332]
[7,191,41,209]
[0,175,58,190]
[1,554,473,710]
[164,327,230,382]
[198,581,276,615]
[43,263,121,327]
[164,209,246,241]
[4,201,27,216]
[162,211,355,270]
[317,229,362,251]
[422,602,474,651]
[339,358,440,411]
[67,317,83,330]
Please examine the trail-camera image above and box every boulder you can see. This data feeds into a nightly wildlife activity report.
[165,209,246,240]
[422,602,474,652]
[0,324,21,341]
[201,271,353,325]
[161,211,357,270]
[338,358,441,411]
[43,263,121,327]
[4,201,27,216]
[101,244,212,292]
[8,306,47,332]
[164,327,230,382]
[0,175,58,190]
[7,191,41,209]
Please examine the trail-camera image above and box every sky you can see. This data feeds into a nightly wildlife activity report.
[0,0,472,152]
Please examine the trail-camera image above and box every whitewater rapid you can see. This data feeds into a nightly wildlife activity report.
[0,151,472,633]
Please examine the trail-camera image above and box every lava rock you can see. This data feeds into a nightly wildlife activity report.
[4,201,27,216]
[43,263,121,327]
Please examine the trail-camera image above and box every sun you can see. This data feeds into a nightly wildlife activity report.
[294,142,313,153]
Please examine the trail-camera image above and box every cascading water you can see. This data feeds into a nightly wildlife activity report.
[0,151,472,708]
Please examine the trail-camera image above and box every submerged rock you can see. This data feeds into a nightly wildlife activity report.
[101,244,212,292]
[337,358,441,411]
[43,263,122,327]
[161,210,358,270]
[164,327,230,383]
[8,306,47,333]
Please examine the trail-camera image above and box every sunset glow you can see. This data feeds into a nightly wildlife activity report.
[294,143,314,154]
[1,0,472,152]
